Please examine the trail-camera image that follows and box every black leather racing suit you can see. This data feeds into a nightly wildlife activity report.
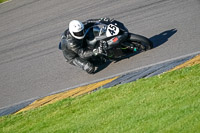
[60,18,128,73]
[60,19,102,73]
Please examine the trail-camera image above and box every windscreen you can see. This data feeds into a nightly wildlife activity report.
[93,24,107,37]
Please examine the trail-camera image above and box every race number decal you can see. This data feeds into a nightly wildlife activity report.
[106,24,119,37]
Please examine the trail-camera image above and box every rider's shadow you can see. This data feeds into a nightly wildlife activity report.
[95,28,177,73]
[94,60,112,73]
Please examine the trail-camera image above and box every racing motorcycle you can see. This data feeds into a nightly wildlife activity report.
[85,20,153,61]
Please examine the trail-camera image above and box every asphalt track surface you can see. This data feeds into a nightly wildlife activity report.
[0,0,200,109]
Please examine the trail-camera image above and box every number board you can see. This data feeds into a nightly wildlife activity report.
[106,24,119,37]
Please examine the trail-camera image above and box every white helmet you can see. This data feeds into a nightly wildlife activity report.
[69,20,85,39]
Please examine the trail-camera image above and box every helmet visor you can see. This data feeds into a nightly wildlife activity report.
[73,30,84,37]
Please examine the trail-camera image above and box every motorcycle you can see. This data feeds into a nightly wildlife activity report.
[85,20,153,61]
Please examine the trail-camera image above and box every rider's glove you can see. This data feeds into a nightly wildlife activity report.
[93,40,108,56]
[93,46,103,56]
[99,40,108,50]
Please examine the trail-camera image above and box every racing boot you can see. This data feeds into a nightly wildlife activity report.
[72,57,95,74]
[84,62,95,74]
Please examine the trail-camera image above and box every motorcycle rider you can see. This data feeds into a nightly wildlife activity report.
[59,18,128,74]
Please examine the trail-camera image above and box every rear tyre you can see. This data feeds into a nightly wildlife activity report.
[128,33,153,51]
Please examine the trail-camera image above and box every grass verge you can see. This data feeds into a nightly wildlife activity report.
[0,64,200,133]
[0,0,8,3]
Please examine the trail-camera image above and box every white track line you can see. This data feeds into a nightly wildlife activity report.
[106,51,200,79]
[53,51,200,95]
[1,51,199,110]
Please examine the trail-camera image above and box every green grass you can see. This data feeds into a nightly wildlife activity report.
[1,64,200,133]
[0,0,8,3]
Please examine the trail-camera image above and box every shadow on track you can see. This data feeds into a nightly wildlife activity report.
[150,28,177,48]
[94,29,177,73]
[94,61,112,73]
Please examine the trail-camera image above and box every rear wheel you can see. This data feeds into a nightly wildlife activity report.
[128,33,153,52]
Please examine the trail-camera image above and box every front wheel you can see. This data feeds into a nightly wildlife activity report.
[128,33,153,51]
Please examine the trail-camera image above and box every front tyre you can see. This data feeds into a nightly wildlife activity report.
[128,33,153,51]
